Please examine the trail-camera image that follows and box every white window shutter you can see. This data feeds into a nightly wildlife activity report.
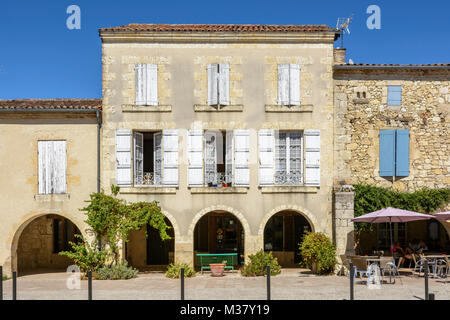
[234,129,250,187]
[207,63,218,106]
[162,130,179,186]
[225,130,234,184]
[147,64,158,106]
[204,131,217,185]
[218,63,230,105]
[259,129,275,186]
[53,141,66,194]
[304,130,320,186]
[188,130,204,187]
[278,64,290,106]
[153,132,163,185]
[115,129,132,186]
[135,64,145,106]
[134,132,144,186]
[289,64,300,106]
[38,141,66,194]
[38,141,48,194]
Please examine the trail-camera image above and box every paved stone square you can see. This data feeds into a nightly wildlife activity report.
[2,269,449,300]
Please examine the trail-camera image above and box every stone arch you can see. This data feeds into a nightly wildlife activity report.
[161,209,181,240]
[188,205,251,239]
[8,211,90,275]
[258,204,319,237]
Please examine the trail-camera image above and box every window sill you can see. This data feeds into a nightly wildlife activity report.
[352,98,369,104]
[265,104,313,113]
[34,194,70,201]
[122,105,172,112]
[260,186,319,193]
[190,187,248,194]
[194,104,244,112]
[119,187,177,194]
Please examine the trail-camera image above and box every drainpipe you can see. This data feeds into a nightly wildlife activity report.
[96,108,102,251]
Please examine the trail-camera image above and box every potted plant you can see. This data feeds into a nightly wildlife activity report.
[209,261,227,277]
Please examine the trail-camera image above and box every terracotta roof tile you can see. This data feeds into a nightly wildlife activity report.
[336,63,450,67]
[100,23,337,33]
[0,99,102,110]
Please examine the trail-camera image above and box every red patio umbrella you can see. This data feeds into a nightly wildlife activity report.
[351,207,433,258]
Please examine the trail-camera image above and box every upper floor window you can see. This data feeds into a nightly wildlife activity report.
[387,85,402,106]
[259,130,320,186]
[38,140,66,194]
[379,129,410,177]
[188,129,249,187]
[135,63,158,106]
[115,129,178,187]
[207,63,230,106]
[277,64,300,106]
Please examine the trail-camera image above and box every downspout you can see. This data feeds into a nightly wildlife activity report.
[96,108,102,251]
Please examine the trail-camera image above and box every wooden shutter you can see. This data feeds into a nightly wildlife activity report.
[225,130,234,184]
[218,63,230,105]
[153,132,163,185]
[135,64,145,106]
[38,141,66,194]
[204,131,217,185]
[304,130,320,186]
[289,64,300,106]
[379,130,395,177]
[388,86,401,106]
[395,129,410,176]
[207,64,218,106]
[115,129,132,186]
[259,129,275,186]
[234,129,250,187]
[54,141,67,194]
[162,130,179,186]
[188,130,204,186]
[147,64,158,106]
[134,132,144,186]
[278,64,289,106]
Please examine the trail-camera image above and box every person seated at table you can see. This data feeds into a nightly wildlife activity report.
[408,239,420,253]
[416,240,428,254]
[390,242,412,267]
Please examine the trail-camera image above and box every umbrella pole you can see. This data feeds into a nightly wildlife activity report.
[389,217,394,284]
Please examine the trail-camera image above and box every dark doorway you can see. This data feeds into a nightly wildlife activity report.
[146,218,175,265]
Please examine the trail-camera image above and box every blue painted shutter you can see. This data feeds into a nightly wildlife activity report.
[395,129,410,176]
[388,86,401,106]
[379,130,395,176]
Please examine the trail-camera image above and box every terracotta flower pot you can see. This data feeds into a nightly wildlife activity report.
[209,263,225,277]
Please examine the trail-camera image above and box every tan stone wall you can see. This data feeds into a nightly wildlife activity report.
[101,39,337,266]
[334,71,450,191]
[0,113,97,275]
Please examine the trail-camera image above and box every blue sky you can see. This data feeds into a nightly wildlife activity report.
[0,0,449,99]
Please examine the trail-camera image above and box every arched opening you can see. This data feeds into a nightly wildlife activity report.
[263,210,312,267]
[126,218,175,271]
[16,214,81,275]
[194,211,245,267]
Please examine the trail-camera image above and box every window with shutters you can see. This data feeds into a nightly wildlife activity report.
[277,64,300,106]
[207,63,230,106]
[379,129,410,177]
[135,63,158,106]
[38,140,67,194]
[129,130,178,187]
[387,85,401,106]
[274,131,303,185]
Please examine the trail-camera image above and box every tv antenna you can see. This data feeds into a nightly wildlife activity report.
[336,14,353,48]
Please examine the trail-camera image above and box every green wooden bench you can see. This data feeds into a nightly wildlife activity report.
[196,253,238,274]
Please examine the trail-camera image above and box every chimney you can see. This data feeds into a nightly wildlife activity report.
[334,48,346,64]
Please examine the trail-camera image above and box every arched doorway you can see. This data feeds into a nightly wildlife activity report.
[126,218,175,271]
[16,214,81,274]
[194,211,245,266]
[263,210,312,267]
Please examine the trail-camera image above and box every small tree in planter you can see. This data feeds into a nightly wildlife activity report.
[299,232,336,275]
[241,250,281,277]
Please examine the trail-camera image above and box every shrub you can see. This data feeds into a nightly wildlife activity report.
[2,275,7,281]
[299,232,336,275]
[165,263,196,279]
[96,261,139,280]
[59,235,109,274]
[241,250,281,277]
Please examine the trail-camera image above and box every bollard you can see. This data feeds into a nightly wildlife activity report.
[424,260,429,301]
[266,266,271,301]
[181,268,185,300]
[428,293,435,300]
[88,270,92,300]
[349,262,354,300]
[0,266,3,301]
[12,271,17,300]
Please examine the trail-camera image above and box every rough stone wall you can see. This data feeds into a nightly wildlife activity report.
[333,190,355,256]
[334,71,450,191]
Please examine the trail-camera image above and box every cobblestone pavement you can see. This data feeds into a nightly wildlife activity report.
[1,269,449,300]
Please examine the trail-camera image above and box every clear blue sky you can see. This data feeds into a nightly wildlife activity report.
[0,0,449,99]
